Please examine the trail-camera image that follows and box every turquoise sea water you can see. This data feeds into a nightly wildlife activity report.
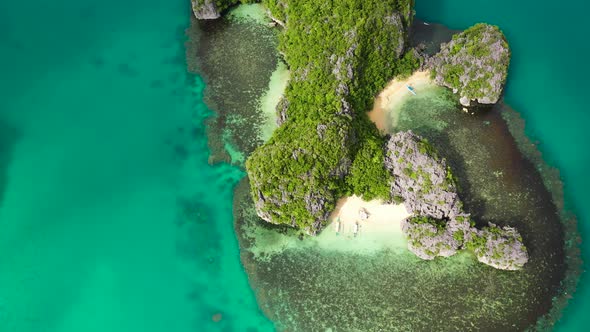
[416,0,590,330]
[0,0,272,331]
[1,0,588,330]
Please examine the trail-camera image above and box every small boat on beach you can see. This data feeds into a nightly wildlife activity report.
[334,217,341,235]
[406,84,417,95]
[353,222,360,237]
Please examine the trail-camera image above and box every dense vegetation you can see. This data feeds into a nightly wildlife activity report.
[246,0,418,233]
[429,23,510,105]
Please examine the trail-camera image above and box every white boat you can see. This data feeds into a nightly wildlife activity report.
[423,22,430,25]
[406,84,417,95]
[334,218,341,234]
[353,222,359,237]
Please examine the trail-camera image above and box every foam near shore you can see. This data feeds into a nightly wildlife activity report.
[368,70,434,132]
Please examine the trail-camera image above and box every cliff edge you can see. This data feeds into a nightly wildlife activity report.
[428,23,510,107]
[384,131,528,270]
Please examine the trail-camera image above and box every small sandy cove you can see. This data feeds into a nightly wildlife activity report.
[368,70,432,133]
[324,195,411,238]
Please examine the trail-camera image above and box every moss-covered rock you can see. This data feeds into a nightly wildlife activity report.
[401,216,468,259]
[428,23,510,106]
[191,0,257,20]
[191,0,223,19]
[467,223,529,270]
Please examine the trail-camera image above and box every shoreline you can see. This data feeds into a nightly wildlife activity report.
[258,61,289,142]
[314,195,412,252]
[368,70,433,133]
[327,195,411,236]
[241,194,413,259]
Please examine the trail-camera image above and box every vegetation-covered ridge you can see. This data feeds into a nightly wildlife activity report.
[387,131,528,270]
[245,0,418,234]
[428,23,510,107]
[191,2,528,269]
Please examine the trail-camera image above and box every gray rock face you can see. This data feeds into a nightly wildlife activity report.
[330,29,358,90]
[470,223,529,270]
[384,131,528,269]
[428,23,510,107]
[384,131,462,219]
[276,97,289,126]
[191,0,221,20]
[384,13,405,58]
[459,96,470,107]
[248,120,354,235]
[401,218,460,259]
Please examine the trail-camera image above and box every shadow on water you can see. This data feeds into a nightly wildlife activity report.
[410,19,459,55]
[0,119,20,209]
[392,85,567,326]
[412,16,584,329]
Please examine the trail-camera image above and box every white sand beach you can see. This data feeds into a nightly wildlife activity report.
[368,70,433,132]
[246,195,412,259]
[314,195,412,253]
[326,195,410,236]
[259,61,290,142]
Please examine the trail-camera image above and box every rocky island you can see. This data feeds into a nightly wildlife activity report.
[193,0,528,270]
[428,23,511,107]
[387,131,527,269]
[191,0,233,19]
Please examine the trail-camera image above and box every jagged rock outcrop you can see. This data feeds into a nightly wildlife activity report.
[276,97,289,126]
[384,131,528,269]
[401,216,472,259]
[428,23,510,107]
[468,223,529,270]
[248,118,356,235]
[384,131,462,219]
[191,0,222,20]
[246,1,413,235]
